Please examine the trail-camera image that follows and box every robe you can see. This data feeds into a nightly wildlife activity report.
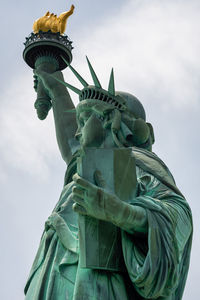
[24,147,192,300]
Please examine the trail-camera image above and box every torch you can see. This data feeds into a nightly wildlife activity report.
[23,5,74,120]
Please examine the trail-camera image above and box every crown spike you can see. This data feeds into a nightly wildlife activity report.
[108,68,115,95]
[86,56,102,88]
[61,56,89,87]
[53,76,81,95]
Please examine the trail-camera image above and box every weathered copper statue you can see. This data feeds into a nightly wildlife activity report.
[23,6,193,300]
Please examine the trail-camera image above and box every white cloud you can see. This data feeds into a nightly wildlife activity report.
[0,74,60,181]
[73,0,200,111]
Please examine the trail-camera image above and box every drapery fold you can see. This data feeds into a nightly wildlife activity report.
[122,167,192,299]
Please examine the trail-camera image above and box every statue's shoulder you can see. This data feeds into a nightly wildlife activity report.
[132,147,184,198]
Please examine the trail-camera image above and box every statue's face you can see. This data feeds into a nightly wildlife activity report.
[76,109,106,148]
[76,105,154,151]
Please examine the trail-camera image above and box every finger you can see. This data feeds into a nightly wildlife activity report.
[71,194,85,206]
[72,186,85,199]
[33,69,37,76]
[72,203,87,215]
[94,170,106,188]
[53,70,64,80]
[33,69,47,78]
[73,173,94,190]
[34,69,53,84]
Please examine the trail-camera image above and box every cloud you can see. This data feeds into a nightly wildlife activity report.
[0,74,60,181]
[73,0,200,112]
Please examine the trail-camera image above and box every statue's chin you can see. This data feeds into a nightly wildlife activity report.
[81,137,104,148]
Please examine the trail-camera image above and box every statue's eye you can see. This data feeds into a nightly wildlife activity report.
[95,113,104,121]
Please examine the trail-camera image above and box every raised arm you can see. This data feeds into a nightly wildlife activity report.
[34,69,78,164]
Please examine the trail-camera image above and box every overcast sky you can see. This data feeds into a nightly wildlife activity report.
[0,0,199,299]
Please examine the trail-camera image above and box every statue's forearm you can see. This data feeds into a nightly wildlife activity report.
[33,69,78,164]
[51,86,78,164]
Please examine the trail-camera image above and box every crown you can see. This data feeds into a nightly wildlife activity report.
[55,56,127,111]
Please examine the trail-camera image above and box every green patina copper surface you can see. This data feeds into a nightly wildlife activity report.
[24,49,192,300]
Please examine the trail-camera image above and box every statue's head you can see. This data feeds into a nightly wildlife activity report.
[59,57,155,150]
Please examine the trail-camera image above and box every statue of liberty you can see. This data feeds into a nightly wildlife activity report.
[23,6,193,300]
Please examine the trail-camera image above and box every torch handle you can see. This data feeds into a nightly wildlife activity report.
[34,57,59,120]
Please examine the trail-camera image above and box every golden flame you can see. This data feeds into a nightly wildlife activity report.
[33,5,75,35]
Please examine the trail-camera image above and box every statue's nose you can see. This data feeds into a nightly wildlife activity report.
[75,128,82,141]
